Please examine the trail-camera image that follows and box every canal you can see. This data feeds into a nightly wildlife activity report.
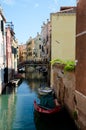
[0,75,79,130]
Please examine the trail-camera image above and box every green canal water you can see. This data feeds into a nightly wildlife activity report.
[0,79,79,130]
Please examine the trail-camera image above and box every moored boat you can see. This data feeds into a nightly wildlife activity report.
[38,87,53,95]
[34,99,61,114]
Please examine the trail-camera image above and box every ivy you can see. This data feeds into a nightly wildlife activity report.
[50,59,75,71]
[64,61,75,71]
[50,59,65,65]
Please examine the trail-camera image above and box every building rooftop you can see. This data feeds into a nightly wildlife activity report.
[59,6,76,13]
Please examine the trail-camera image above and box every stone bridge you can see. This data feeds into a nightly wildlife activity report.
[18,60,49,69]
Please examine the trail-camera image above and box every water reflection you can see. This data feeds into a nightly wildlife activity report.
[0,94,16,130]
[34,107,78,130]
[0,77,48,130]
[0,72,79,130]
[25,71,46,80]
[1,80,37,130]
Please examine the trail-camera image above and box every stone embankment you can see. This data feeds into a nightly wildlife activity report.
[52,63,86,130]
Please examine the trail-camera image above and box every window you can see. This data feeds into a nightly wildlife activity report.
[39,44,41,49]
[42,46,44,52]
[1,20,4,35]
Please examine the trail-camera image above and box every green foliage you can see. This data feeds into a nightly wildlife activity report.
[50,59,75,71]
[64,61,75,71]
[73,110,78,120]
[50,59,65,65]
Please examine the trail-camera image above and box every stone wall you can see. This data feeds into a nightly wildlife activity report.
[75,90,86,130]
[52,63,86,130]
[53,64,75,109]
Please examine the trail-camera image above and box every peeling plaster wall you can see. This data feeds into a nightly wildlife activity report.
[63,71,75,111]
[53,64,75,110]
[52,64,86,130]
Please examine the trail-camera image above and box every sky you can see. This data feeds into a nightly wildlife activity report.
[0,0,76,44]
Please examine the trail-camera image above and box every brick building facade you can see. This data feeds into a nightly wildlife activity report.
[75,0,86,130]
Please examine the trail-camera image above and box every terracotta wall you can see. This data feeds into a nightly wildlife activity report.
[76,0,86,129]
[76,0,86,95]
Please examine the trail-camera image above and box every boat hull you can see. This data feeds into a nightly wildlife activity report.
[34,100,61,114]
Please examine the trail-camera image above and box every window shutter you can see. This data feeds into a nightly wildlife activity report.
[1,20,3,32]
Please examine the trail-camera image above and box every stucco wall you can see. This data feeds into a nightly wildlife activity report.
[51,13,76,61]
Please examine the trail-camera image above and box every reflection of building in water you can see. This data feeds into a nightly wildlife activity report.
[28,81,37,92]
[27,79,48,96]
[25,69,44,80]
[0,93,16,130]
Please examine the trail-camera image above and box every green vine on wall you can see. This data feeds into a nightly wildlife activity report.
[73,110,78,120]
[50,59,75,71]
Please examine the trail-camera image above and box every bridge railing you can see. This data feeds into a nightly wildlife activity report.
[18,60,50,68]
